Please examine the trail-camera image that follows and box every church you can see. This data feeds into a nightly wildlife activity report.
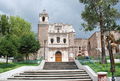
[37,10,120,62]
[38,10,77,62]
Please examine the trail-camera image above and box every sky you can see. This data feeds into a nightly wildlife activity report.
[0,0,120,38]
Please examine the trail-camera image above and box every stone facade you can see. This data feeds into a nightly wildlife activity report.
[74,38,88,57]
[88,31,120,58]
[38,10,76,62]
[88,32,101,58]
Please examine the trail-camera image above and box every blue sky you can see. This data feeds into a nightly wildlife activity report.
[0,0,120,38]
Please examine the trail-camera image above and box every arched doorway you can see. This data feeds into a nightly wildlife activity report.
[55,51,62,62]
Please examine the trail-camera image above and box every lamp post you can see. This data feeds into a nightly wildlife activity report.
[105,21,115,81]
[105,4,115,81]
[44,40,47,60]
[106,31,115,81]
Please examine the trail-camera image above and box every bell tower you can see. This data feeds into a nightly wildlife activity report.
[39,9,49,24]
[38,10,49,60]
[38,10,49,47]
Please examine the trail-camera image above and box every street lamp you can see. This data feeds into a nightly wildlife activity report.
[44,40,47,60]
[105,23,115,81]
[105,4,115,81]
[106,31,115,81]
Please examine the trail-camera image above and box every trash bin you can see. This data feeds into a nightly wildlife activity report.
[97,72,107,81]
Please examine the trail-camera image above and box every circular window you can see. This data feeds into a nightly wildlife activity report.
[63,38,66,43]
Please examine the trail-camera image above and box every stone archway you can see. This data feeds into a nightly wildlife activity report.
[55,51,62,62]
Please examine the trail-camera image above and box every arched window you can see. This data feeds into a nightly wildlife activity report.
[42,16,45,22]
[51,38,54,44]
[88,41,91,50]
[63,38,66,43]
[57,37,60,43]
[79,47,81,50]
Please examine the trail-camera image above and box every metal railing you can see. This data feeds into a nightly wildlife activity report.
[17,57,44,64]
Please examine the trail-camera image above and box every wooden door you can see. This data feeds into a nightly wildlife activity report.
[55,53,62,62]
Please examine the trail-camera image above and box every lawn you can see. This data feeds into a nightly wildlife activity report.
[0,62,39,73]
[79,60,120,77]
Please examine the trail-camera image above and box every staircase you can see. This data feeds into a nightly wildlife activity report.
[43,62,78,70]
[7,62,92,81]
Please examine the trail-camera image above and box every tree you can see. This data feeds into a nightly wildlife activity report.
[30,38,40,60]
[79,0,120,64]
[0,14,40,62]
[0,15,10,36]
[0,35,18,63]
[0,15,31,38]
[9,16,31,37]
[19,33,40,60]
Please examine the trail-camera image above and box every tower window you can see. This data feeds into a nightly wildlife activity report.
[51,38,54,44]
[63,38,66,43]
[57,37,60,43]
[42,16,45,22]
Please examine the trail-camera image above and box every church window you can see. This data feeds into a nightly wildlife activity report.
[57,28,60,32]
[63,38,66,43]
[51,38,54,44]
[42,16,45,22]
[79,47,81,50]
[57,37,60,43]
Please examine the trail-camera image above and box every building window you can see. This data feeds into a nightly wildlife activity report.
[79,47,81,50]
[57,28,60,32]
[51,38,54,44]
[57,37,60,43]
[63,38,66,43]
[42,16,45,22]
[88,41,91,50]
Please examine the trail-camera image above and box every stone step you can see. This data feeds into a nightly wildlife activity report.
[7,62,92,81]
[8,76,91,80]
[22,72,86,74]
[6,79,92,81]
[14,74,89,77]
[20,72,87,75]
[44,62,76,64]
[45,63,75,66]
[20,70,87,75]
[44,66,78,67]
[24,70,85,72]
[43,65,78,67]
[43,68,78,70]
[43,62,78,70]
[23,71,86,73]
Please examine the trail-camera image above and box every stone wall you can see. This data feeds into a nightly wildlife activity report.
[74,38,88,57]
[88,31,120,58]
[88,32,101,58]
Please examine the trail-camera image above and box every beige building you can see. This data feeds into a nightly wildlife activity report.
[38,10,120,62]
[88,31,120,58]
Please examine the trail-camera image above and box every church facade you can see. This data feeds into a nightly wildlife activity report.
[38,10,77,62]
